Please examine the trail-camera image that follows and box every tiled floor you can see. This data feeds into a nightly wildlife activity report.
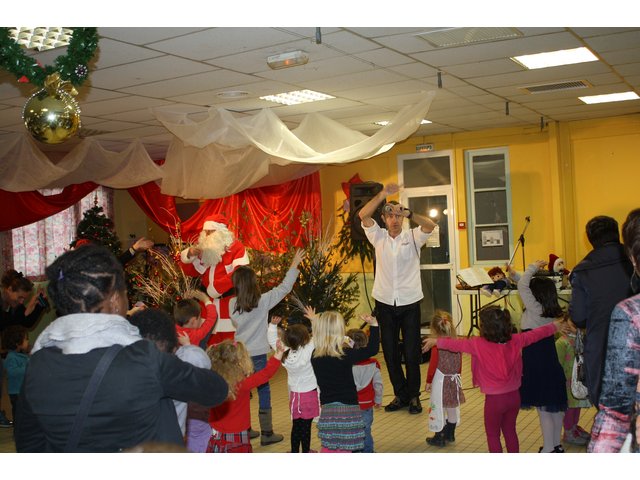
[0,352,595,454]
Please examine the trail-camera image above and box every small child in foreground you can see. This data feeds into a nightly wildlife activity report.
[346,327,383,453]
[424,310,465,447]
[422,305,568,453]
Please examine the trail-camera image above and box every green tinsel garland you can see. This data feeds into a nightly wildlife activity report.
[0,27,98,87]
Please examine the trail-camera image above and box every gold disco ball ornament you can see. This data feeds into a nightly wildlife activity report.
[22,86,81,144]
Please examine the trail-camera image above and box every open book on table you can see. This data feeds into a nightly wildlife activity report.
[456,267,493,288]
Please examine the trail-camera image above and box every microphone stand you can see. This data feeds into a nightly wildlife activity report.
[507,216,531,271]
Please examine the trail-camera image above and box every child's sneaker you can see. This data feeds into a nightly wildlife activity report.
[562,427,588,446]
[0,410,13,428]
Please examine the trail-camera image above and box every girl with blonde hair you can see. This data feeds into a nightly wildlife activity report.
[206,339,285,453]
[306,307,379,452]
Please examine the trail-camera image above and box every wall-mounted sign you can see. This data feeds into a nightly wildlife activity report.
[416,143,433,152]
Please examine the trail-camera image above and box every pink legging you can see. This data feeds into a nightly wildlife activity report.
[563,407,580,431]
[484,390,521,453]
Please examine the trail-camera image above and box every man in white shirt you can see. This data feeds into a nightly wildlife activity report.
[359,182,437,414]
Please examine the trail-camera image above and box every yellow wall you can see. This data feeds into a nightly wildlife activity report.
[319,113,640,273]
[114,113,640,331]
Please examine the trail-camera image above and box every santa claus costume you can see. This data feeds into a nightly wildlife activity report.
[180,214,249,299]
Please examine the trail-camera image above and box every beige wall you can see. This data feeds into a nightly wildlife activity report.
[113,190,169,248]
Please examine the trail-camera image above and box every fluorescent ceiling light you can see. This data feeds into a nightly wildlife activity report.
[511,47,598,70]
[578,91,639,104]
[375,119,432,126]
[9,27,73,51]
[260,90,334,106]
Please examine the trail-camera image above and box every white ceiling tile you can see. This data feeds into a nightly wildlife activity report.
[614,63,640,76]
[353,48,415,68]
[119,70,258,98]
[599,48,640,66]
[81,96,173,117]
[97,27,207,45]
[148,28,300,60]
[89,56,215,90]
[319,30,381,54]
[93,38,165,69]
[443,58,524,78]
[334,79,432,101]
[304,68,408,95]
[583,30,640,52]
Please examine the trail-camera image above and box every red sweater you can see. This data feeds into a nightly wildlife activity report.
[175,303,217,346]
[209,356,281,433]
[437,322,556,395]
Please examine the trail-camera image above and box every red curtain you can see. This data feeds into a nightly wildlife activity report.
[0,183,98,231]
[127,172,322,252]
[0,173,321,254]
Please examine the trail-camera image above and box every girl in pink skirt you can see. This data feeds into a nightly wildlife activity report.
[268,316,319,453]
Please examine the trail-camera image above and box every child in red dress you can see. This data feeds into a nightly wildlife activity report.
[206,339,285,453]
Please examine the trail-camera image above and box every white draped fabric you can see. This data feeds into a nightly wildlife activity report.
[0,91,435,199]
[0,135,164,192]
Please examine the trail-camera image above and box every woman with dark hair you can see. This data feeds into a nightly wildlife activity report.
[517,260,568,453]
[14,244,228,452]
[589,208,640,452]
[0,269,48,428]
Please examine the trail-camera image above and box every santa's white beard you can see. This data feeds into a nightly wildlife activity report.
[197,229,234,267]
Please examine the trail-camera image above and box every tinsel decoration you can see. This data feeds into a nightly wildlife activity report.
[0,27,98,88]
[127,218,200,311]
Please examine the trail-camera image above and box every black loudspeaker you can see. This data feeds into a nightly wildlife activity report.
[349,182,384,241]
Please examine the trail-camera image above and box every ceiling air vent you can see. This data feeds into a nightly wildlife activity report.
[416,27,523,48]
[520,80,591,94]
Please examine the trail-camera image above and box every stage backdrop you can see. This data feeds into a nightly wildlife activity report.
[0,172,321,254]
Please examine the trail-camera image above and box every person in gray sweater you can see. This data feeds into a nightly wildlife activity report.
[229,248,304,445]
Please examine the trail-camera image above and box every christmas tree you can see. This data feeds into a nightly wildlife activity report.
[249,225,360,328]
[71,204,122,257]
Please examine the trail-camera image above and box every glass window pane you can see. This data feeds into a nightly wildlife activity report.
[404,156,451,188]
[408,195,449,265]
[475,225,511,261]
[472,154,505,189]
[420,269,452,327]
[474,190,508,224]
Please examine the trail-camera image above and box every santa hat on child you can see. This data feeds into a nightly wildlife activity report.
[202,214,229,231]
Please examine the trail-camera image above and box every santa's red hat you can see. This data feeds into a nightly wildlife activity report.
[202,214,229,231]
[548,253,561,273]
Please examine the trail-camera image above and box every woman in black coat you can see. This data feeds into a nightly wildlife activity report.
[14,244,228,452]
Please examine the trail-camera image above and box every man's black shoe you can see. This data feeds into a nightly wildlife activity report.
[384,397,408,412]
[409,397,423,414]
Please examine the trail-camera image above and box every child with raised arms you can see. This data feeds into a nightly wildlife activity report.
[268,315,318,453]
[307,307,379,453]
[422,305,567,453]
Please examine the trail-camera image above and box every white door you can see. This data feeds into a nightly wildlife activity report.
[398,151,457,333]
